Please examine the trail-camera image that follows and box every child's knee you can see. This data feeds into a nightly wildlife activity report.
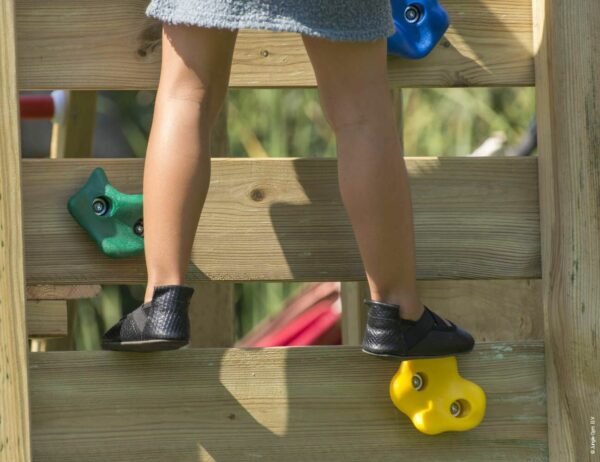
[159,77,228,126]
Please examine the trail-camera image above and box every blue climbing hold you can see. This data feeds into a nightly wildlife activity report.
[387,0,450,59]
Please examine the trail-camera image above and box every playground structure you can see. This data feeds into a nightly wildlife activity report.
[0,0,598,460]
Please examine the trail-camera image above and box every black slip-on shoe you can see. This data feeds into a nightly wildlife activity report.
[361,298,475,359]
[101,284,194,352]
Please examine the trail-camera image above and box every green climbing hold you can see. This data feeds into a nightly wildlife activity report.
[67,167,144,258]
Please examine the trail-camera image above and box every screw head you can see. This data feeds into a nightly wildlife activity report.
[92,197,109,216]
[133,218,144,237]
[404,5,421,23]
[411,373,424,390]
[450,400,462,417]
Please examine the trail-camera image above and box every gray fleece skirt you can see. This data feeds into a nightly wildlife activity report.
[145,0,396,42]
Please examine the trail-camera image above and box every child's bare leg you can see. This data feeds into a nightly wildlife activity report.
[143,24,238,303]
[302,35,443,322]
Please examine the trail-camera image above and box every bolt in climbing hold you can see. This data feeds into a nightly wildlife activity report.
[67,167,144,258]
[404,5,421,23]
[387,0,450,59]
[389,356,486,435]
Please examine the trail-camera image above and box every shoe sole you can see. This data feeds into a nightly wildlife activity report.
[361,347,474,361]
[102,339,188,352]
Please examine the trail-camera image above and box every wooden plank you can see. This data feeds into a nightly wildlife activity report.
[29,342,547,461]
[26,301,68,338]
[341,280,370,346]
[21,157,541,284]
[343,279,543,345]
[15,0,533,90]
[188,282,236,348]
[0,0,32,459]
[417,279,543,341]
[26,284,101,300]
[533,0,600,459]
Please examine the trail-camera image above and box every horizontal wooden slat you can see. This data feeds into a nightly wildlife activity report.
[419,279,543,341]
[26,300,67,337]
[16,0,533,89]
[30,342,547,461]
[22,157,540,284]
[26,284,102,300]
[343,279,543,345]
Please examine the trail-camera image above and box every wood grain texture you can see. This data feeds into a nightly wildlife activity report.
[341,281,370,346]
[15,0,533,90]
[0,0,32,460]
[25,284,101,300]
[188,282,236,348]
[418,279,543,342]
[22,157,540,284]
[26,301,67,338]
[533,0,600,459]
[343,279,543,345]
[30,342,547,462]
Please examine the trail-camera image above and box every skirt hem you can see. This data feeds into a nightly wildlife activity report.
[145,8,395,42]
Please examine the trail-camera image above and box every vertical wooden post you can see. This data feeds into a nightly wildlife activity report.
[340,280,369,345]
[0,0,32,460]
[50,91,97,159]
[341,88,403,345]
[533,0,600,459]
[188,98,236,347]
[43,90,97,352]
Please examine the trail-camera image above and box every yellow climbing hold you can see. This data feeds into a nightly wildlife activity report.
[389,356,486,435]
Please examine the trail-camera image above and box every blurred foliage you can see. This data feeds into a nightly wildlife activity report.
[101,86,535,160]
[71,86,535,349]
[227,89,336,158]
[402,87,535,156]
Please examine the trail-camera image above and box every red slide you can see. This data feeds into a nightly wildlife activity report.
[236,281,342,347]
